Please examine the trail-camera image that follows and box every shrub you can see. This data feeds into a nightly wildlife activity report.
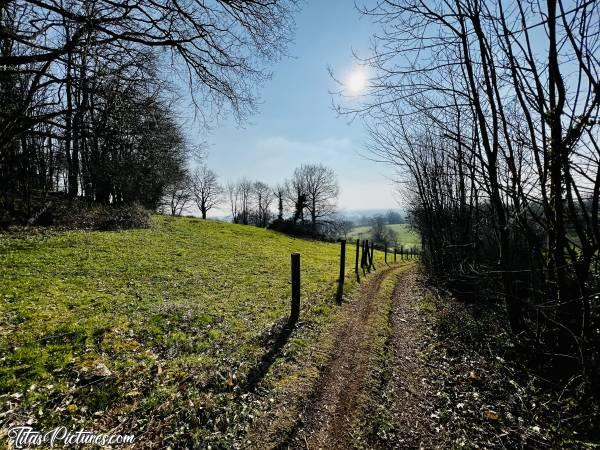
[267,218,335,242]
[35,199,151,230]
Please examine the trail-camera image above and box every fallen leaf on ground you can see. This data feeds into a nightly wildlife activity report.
[482,409,499,421]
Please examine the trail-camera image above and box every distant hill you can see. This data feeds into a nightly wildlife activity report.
[338,208,407,220]
[347,224,421,248]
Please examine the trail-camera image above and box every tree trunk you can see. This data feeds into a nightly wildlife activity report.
[311,198,316,236]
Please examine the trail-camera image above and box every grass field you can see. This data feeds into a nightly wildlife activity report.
[0,216,399,446]
[347,224,421,248]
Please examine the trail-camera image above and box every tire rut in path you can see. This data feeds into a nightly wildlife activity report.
[386,268,443,449]
[284,265,398,450]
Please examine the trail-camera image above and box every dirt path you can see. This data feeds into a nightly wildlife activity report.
[284,265,397,449]
[286,267,442,449]
[385,268,443,449]
[283,265,443,449]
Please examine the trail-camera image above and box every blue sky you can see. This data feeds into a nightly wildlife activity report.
[187,0,400,213]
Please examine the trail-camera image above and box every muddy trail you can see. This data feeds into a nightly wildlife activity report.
[281,265,444,449]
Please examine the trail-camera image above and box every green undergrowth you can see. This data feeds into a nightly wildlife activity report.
[422,289,600,449]
[0,215,391,446]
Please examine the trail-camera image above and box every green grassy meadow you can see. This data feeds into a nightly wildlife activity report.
[347,224,421,248]
[0,215,397,446]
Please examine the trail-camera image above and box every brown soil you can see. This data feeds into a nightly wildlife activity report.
[384,268,444,449]
[284,266,396,449]
[282,266,446,449]
[270,266,586,449]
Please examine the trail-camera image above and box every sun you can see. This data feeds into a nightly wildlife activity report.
[347,70,367,95]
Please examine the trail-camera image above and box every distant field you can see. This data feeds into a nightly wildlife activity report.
[347,224,421,248]
[0,215,401,446]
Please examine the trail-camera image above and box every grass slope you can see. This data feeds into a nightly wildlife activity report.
[0,215,391,446]
[347,224,421,248]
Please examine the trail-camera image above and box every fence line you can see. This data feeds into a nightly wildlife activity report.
[286,238,420,318]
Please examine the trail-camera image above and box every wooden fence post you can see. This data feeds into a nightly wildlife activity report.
[360,240,364,267]
[290,253,300,324]
[360,240,364,268]
[364,239,370,273]
[370,241,376,271]
[394,247,397,262]
[384,244,387,264]
[401,245,404,260]
[355,239,360,281]
[337,240,346,303]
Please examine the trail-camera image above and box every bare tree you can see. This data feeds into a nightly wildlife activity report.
[0,0,298,134]
[340,0,600,385]
[226,181,240,224]
[284,174,307,225]
[282,164,339,233]
[163,170,192,216]
[226,178,253,225]
[284,176,303,224]
[273,183,286,221]
[253,181,274,227]
[331,216,354,240]
[298,164,339,235]
[0,0,299,221]
[192,166,222,219]
[237,179,253,225]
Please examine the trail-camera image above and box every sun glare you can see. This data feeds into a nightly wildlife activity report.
[347,70,367,95]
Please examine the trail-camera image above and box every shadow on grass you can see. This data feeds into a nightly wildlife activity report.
[243,319,296,393]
